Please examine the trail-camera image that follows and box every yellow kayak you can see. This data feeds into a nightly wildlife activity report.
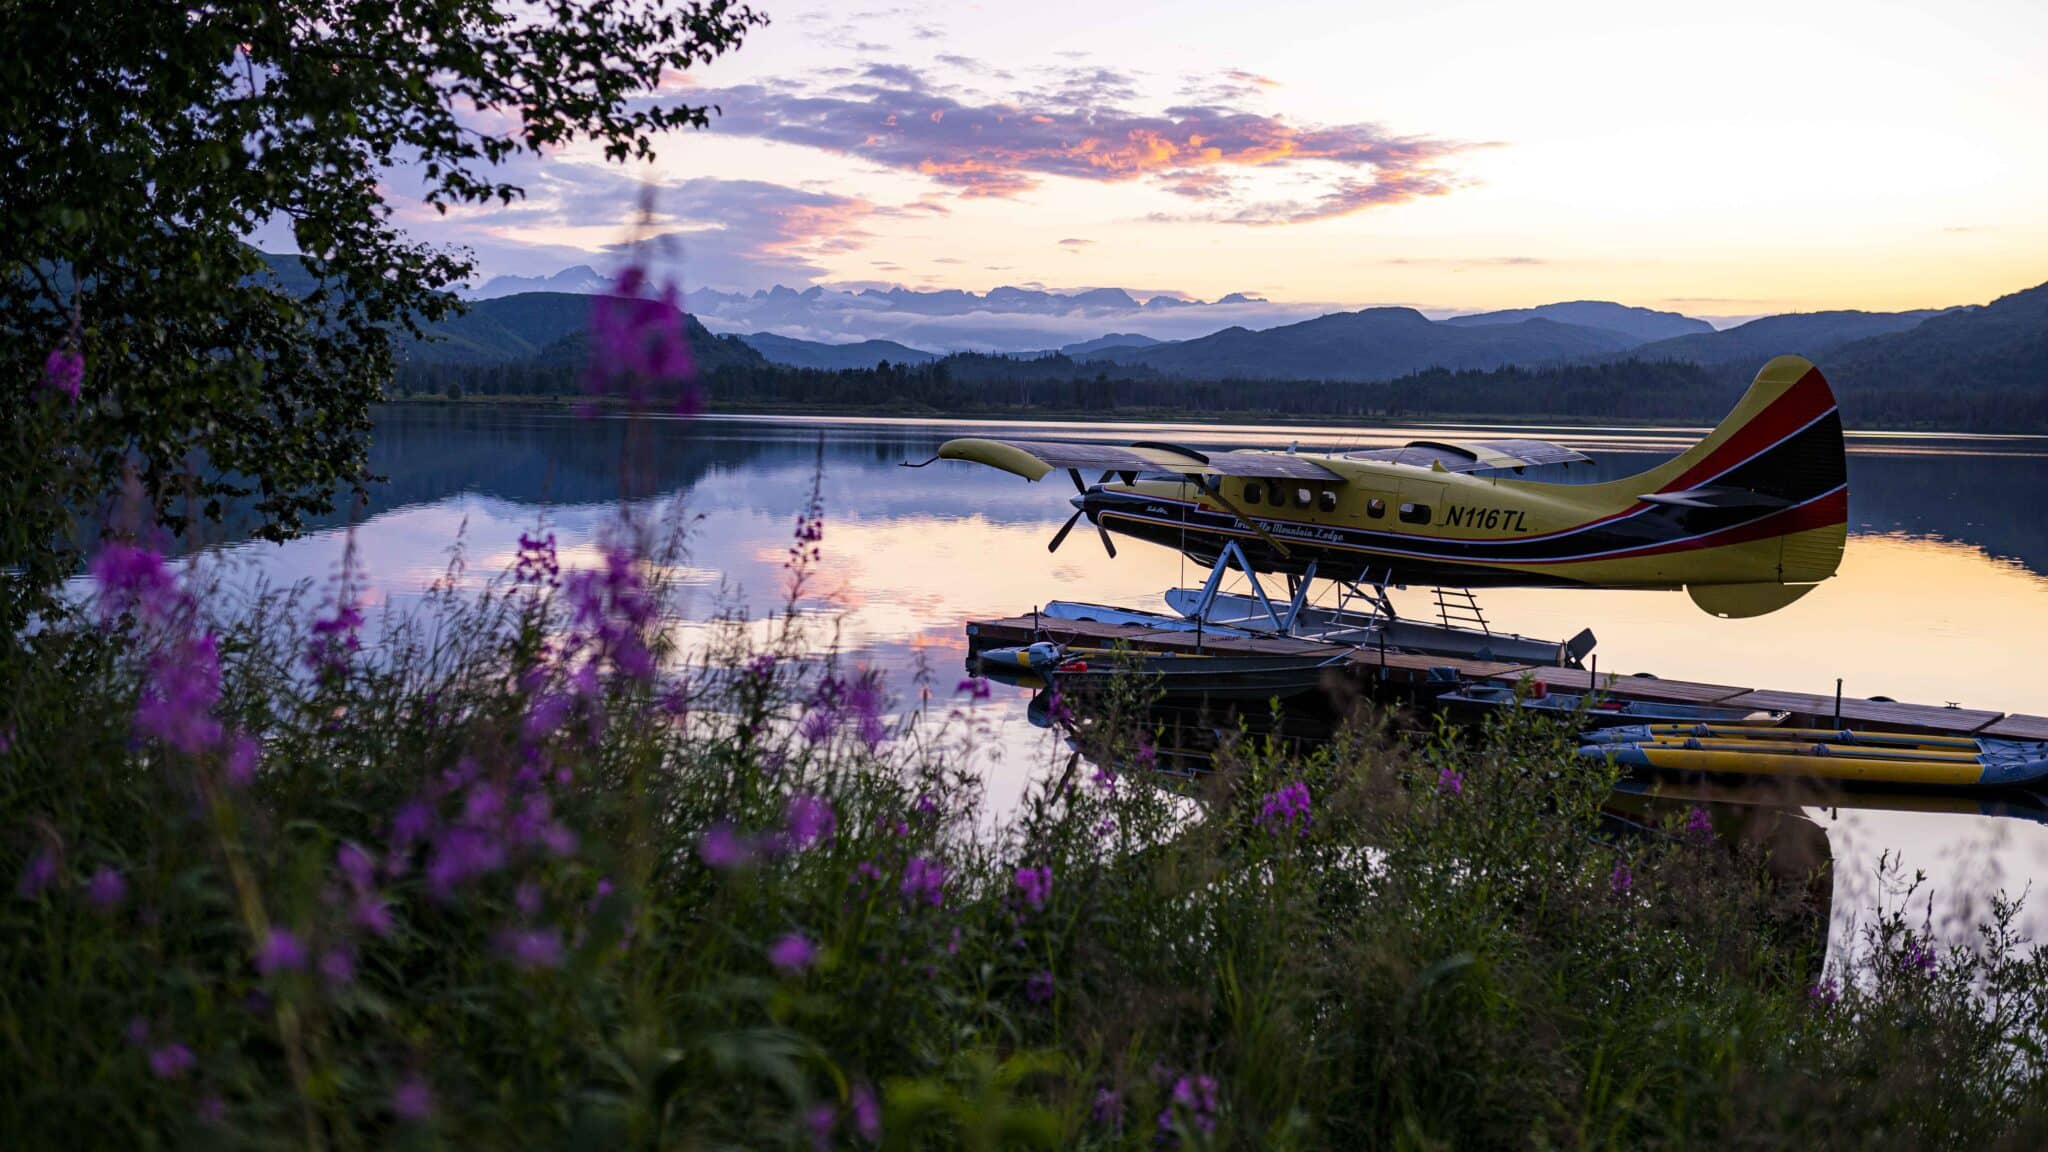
[1580,724,2048,790]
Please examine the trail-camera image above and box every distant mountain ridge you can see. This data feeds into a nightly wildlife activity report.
[471,266,612,299]
[1061,333,1163,356]
[1445,300,1712,343]
[1618,310,1946,368]
[739,332,938,371]
[1088,307,1640,381]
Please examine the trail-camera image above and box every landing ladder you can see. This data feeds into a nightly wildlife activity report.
[1433,587,1492,636]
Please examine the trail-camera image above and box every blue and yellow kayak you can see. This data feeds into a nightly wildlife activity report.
[1580,724,2048,790]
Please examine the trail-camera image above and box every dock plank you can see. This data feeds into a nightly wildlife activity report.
[1719,690,2001,734]
[1510,666,1752,705]
[1984,714,2048,740]
[967,612,2006,735]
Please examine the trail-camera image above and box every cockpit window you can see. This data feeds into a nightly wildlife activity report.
[1244,483,1262,504]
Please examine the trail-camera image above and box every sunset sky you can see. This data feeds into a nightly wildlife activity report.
[418,0,2048,319]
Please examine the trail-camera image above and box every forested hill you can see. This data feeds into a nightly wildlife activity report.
[389,276,2047,431]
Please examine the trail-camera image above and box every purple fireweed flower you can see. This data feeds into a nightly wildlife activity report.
[148,1042,196,1081]
[320,947,357,988]
[1136,735,1156,766]
[196,1093,227,1126]
[91,542,178,624]
[1256,781,1313,833]
[1809,976,1841,1007]
[799,706,838,744]
[425,825,507,898]
[955,676,992,700]
[699,823,753,871]
[1025,969,1055,1004]
[1046,690,1074,726]
[845,679,888,751]
[306,598,364,676]
[807,1103,837,1151]
[515,881,543,918]
[522,692,573,743]
[337,843,376,892]
[135,634,225,755]
[224,733,260,787]
[85,865,126,910]
[497,927,565,971]
[1014,865,1052,910]
[1437,767,1465,796]
[389,801,435,858]
[43,346,83,400]
[391,1074,436,1122]
[901,856,946,908]
[1902,939,1937,973]
[1609,864,1633,895]
[1093,1088,1124,1129]
[15,846,59,900]
[1157,1073,1220,1137]
[1686,806,1714,837]
[539,821,578,858]
[770,932,817,974]
[584,266,698,411]
[784,795,836,850]
[852,1082,881,1141]
[355,896,395,938]
[514,531,560,586]
[256,928,307,975]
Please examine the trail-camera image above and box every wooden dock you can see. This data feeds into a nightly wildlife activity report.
[965,613,2048,739]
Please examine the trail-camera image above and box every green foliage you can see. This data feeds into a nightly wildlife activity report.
[8,521,2048,1149]
[0,0,765,626]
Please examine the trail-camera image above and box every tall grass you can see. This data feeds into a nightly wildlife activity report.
[6,485,2048,1150]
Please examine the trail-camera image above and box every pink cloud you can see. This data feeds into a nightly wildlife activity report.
[681,64,1479,221]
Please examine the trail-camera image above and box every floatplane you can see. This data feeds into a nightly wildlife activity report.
[908,355,1848,667]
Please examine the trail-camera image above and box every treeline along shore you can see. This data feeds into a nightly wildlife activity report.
[395,354,2048,432]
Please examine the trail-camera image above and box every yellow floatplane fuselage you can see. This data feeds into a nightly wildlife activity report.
[928,356,1849,618]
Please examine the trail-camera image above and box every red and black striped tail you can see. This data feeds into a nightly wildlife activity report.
[1641,355,1846,509]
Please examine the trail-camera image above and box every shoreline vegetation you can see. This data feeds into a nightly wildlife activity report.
[372,391,2003,436]
[387,355,2048,435]
[14,486,2048,1148]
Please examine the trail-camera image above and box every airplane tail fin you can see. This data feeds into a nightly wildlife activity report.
[1621,356,1849,616]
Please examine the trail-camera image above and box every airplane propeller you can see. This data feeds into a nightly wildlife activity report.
[1044,509,1121,557]
[1048,509,1083,554]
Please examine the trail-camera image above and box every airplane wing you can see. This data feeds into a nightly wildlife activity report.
[920,437,1344,482]
[1342,438,1590,473]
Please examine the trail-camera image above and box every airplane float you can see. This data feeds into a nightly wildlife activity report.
[909,356,1846,630]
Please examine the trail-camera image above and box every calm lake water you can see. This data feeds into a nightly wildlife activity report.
[201,405,2048,961]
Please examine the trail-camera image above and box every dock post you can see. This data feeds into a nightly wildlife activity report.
[1834,678,1843,728]
[1378,628,1386,681]
[1591,654,1598,698]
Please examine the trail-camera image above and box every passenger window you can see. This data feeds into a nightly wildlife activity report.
[1266,482,1284,506]
[1318,490,1338,512]
[1399,502,1432,525]
[1367,498,1386,519]
[1244,483,1262,505]
[1295,487,1312,508]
